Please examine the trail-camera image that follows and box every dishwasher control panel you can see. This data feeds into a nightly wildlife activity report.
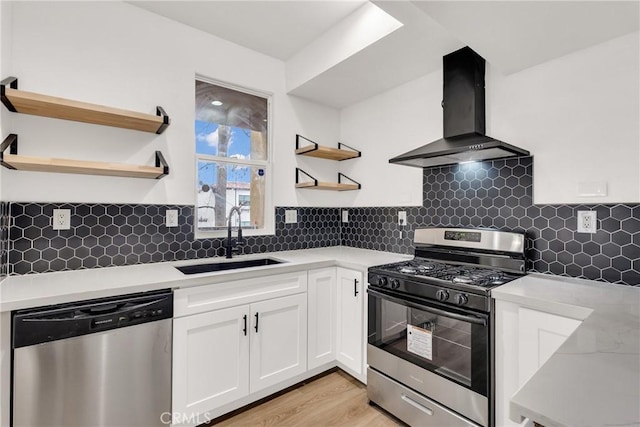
[12,289,173,348]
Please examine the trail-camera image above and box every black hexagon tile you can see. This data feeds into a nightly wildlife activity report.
[3,155,639,286]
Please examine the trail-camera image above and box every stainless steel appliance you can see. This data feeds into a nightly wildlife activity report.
[12,290,173,427]
[389,47,530,168]
[367,228,526,427]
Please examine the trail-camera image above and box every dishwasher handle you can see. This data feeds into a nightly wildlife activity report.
[12,289,173,349]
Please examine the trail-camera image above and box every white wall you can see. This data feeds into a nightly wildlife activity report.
[0,1,13,204]
[1,2,341,207]
[339,72,440,207]
[340,31,640,206]
[489,32,640,205]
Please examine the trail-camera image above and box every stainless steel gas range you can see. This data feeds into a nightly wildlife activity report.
[367,227,526,427]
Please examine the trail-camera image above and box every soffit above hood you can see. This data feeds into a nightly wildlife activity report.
[389,46,529,168]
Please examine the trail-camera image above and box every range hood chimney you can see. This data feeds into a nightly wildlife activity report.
[389,46,529,168]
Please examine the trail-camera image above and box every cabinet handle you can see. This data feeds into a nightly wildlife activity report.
[354,279,359,297]
[254,312,259,333]
[243,314,247,336]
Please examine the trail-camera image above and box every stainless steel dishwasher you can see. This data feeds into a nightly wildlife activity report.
[11,289,173,427]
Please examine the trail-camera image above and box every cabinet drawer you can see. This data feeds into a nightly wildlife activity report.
[174,272,307,317]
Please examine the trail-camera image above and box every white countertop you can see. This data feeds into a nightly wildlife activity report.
[0,246,411,312]
[493,273,640,427]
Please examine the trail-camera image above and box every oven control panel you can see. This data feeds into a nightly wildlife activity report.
[368,272,489,312]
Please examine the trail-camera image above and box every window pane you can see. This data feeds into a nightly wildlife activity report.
[197,160,267,231]
[195,81,268,161]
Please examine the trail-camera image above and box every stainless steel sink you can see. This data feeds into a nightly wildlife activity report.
[175,258,283,275]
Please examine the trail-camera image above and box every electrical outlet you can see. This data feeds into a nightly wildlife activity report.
[166,209,179,227]
[342,210,349,223]
[398,211,407,226]
[52,209,71,230]
[285,209,297,224]
[577,210,597,233]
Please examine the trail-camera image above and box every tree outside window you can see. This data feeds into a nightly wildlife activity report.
[195,79,270,234]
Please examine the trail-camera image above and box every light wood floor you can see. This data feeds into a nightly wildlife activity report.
[209,370,403,426]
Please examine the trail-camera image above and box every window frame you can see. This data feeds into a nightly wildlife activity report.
[194,75,274,239]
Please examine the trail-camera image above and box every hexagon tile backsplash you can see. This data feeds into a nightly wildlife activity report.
[342,157,639,286]
[6,205,340,276]
[2,157,639,286]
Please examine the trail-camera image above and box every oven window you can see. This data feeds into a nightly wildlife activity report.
[368,291,488,395]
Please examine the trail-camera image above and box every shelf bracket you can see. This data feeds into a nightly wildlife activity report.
[0,134,18,170]
[295,134,318,152]
[0,77,18,112]
[155,150,170,179]
[337,142,361,159]
[295,167,318,186]
[338,173,361,189]
[155,106,170,135]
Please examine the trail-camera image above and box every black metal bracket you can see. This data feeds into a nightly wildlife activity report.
[1,77,18,112]
[155,151,170,179]
[0,134,18,170]
[155,106,170,134]
[295,134,317,152]
[338,173,361,189]
[296,134,361,160]
[337,142,361,159]
[295,167,318,186]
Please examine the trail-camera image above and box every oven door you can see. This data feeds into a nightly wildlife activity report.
[367,287,489,397]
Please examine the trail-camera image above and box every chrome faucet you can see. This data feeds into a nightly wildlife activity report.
[225,206,245,258]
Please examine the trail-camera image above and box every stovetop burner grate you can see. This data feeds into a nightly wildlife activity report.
[380,259,513,288]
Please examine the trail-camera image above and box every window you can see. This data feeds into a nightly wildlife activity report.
[195,78,271,236]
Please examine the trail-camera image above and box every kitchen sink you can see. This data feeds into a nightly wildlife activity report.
[175,258,284,275]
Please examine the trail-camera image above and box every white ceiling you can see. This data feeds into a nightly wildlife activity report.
[129,0,640,108]
[128,1,367,60]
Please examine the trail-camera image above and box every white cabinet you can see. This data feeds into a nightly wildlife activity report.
[495,301,581,427]
[250,293,307,393]
[517,307,581,386]
[173,305,250,416]
[172,273,308,425]
[307,268,337,370]
[336,267,364,375]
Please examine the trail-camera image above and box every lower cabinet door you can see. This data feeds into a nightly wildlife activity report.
[518,306,581,385]
[250,293,308,393]
[172,305,250,421]
[336,267,364,374]
[307,268,337,370]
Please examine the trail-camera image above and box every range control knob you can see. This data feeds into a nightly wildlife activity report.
[390,279,400,289]
[377,276,388,287]
[454,294,469,306]
[435,289,449,302]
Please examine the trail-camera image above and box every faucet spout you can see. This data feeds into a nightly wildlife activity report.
[226,206,244,258]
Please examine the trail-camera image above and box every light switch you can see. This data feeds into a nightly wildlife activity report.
[578,181,608,197]
[285,209,297,224]
[166,210,179,227]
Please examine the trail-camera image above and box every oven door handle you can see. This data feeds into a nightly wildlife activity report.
[367,288,487,326]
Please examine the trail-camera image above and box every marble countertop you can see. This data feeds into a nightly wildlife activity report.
[493,274,640,427]
[0,246,411,312]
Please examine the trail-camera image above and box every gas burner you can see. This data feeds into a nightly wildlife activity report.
[451,269,507,287]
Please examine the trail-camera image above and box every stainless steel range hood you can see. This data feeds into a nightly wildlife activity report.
[389,47,529,168]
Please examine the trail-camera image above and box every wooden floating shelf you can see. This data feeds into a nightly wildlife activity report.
[295,182,360,191]
[295,134,360,161]
[1,77,170,134]
[295,168,360,192]
[0,134,169,179]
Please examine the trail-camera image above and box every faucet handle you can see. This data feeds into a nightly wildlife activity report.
[236,228,246,246]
